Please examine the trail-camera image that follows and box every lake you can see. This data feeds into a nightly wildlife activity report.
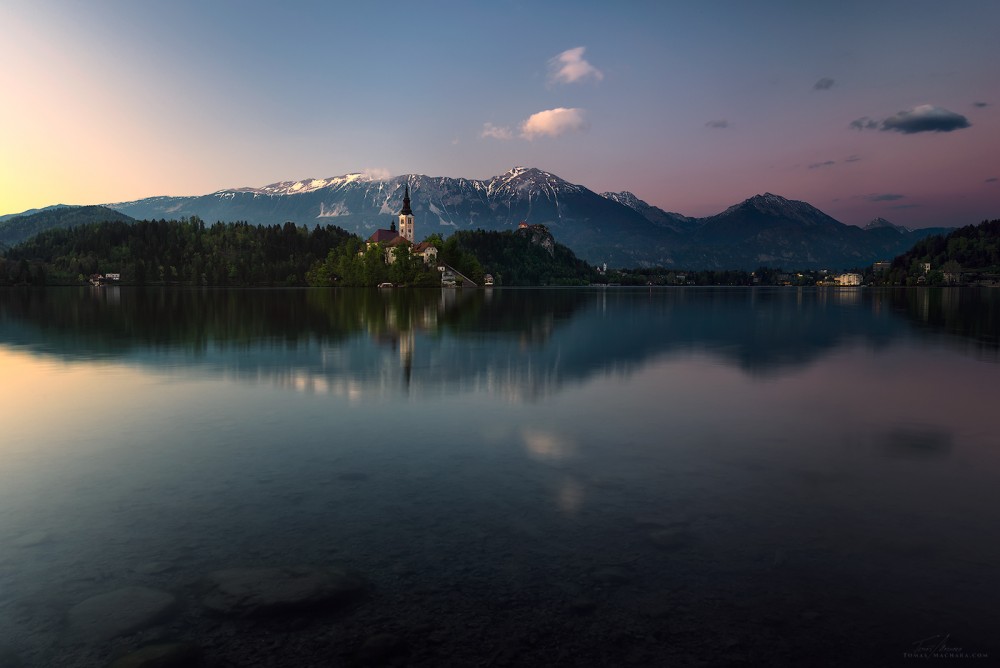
[1,287,998,667]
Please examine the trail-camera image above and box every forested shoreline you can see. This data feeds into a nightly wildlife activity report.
[2,216,998,288]
[1,218,351,287]
[0,218,597,287]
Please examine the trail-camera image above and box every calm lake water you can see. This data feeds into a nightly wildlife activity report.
[1,287,998,667]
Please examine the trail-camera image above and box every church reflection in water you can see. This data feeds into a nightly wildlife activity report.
[0,286,997,401]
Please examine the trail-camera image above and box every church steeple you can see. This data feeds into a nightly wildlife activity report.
[398,181,414,242]
[401,183,413,216]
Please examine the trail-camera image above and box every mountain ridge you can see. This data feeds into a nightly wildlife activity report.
[4,168,957,269]
[0,205,136,249]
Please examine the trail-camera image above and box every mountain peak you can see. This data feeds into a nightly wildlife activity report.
[864,216,910,233]
[601,191,641,206]
[235,172,388,196]
[710,192,843,231]
[499,166,555,181]
[488,166,580,197]
[745,192,791,206]
[722,193,799,216]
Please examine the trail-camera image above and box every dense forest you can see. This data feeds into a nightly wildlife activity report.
[0,218,597,287]
[882,219,1000,284]
[439,226,597,286]
[0,218,353,287]
[0,205,136,249]
[5,215,997,288]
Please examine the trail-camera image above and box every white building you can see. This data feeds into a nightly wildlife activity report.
[835,273,862,286]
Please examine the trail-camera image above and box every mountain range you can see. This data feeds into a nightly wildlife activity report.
[3,167,954,269]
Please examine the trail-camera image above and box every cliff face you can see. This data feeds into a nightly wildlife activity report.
[516,224,555,257]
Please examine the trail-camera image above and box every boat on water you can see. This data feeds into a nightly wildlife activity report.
[377,282,394,288]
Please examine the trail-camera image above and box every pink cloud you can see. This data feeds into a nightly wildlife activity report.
[548,47,603,85]
[520,108,588,139]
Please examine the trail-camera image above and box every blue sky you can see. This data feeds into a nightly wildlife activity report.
[2,0,997,227]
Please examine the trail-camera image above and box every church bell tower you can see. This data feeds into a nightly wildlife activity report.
[399,183,414,243]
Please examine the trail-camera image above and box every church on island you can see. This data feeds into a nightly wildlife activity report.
[365,184,438,266]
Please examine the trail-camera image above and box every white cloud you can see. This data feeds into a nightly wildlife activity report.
[548,46,603,85]
[481,122,513,140]
[360,167,392,181]
[520,108,588,139]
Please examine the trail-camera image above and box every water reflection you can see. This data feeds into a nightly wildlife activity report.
[1,287,999,666]
[0,287,996,400]
[883,425,954,459]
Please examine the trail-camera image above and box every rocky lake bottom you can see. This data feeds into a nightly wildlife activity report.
[3,445,997,668]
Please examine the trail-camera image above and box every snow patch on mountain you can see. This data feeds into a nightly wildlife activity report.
[317,202,350,217]
[601,191,644,208]
[239,173,379,196]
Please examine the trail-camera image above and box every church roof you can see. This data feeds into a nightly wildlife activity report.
[367,229,402,244]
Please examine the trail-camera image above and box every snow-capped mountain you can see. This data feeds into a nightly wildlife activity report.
[100,169,948,269]
[600,191,697,233]
[109,167,675,266]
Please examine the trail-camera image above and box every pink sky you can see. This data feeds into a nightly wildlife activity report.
[2,1,997,228]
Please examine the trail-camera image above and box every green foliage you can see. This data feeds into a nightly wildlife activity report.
[440,228,595,286]
[0,206,136,248]
[1,218,353,287]
[304,238,440,287]
[889,219,1000,278]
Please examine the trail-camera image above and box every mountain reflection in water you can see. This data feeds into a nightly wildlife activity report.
[1,287,996,400]
[0,286,998,667]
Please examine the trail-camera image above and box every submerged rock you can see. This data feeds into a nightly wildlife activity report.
[67,586,177,641]
[201,566,364,617]
[109,642,201,668]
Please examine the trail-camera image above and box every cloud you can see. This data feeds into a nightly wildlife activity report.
[808,160,836,169]
[705,119,729,129]
[548,46,603,85]
[361,167,392,181]
[868,193,905,202]
[814,77,835,91]
[882,105,970,133]
[520,108,588,139]
[850,105,971,134]
[850,116,879,131]
[844,155,862,162]
[973,101,989,108]
[480,122,513,140]
[986,177,998,183]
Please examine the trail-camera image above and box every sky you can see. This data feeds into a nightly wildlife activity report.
[1,0,997,228]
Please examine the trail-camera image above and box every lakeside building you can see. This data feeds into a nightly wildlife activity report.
[835,273,862,286]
